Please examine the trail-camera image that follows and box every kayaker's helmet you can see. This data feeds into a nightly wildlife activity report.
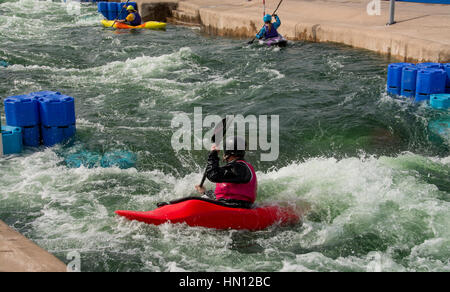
[263,14,272,23]
[224,136,247,160]
[126,5,136,11]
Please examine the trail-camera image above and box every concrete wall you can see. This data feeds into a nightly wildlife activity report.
[0,220,66,272]
[134,0,450,63]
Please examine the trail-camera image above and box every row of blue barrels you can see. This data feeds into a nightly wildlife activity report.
[97,2,137,21]
[387,62,450,102]
[3,91,76,150]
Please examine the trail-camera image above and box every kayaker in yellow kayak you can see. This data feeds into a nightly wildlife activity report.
[117,5,142,27]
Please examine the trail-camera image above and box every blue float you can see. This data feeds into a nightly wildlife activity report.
[29,91,61,99]
[64,150,136,169]
[38,94,75,127]
[415,68,446,102]
[100,151,137,169]
[41,125,65,147]
[387,63,414,95]
[428,118,450,145]
[400,66,418,98]
[107,2,119,20]
[1,126,23,155]
[0,60,9,68]
[118,3,128,20]
[63,124,76,141]
[4,95,39,127]
[98,2,108,18]
[416,62,443,69]
[444,64,450,93]
[430,94,450,110]
[65,150,102,168]
[22,125,41,147]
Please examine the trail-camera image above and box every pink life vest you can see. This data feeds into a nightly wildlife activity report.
[214,160,257,203]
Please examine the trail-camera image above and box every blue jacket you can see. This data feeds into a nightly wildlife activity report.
[256,15,281,39]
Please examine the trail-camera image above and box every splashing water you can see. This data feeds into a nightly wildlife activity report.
[0,0,448,271]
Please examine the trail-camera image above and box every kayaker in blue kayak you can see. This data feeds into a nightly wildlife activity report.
[255,14,281,40]
[117,5,142,27]
[194,136,258,209]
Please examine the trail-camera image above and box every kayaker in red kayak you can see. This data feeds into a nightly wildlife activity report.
[195,136,257,209]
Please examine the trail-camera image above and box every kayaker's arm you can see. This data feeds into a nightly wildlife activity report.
[206,151,251,184]
[256,26,266,39]
[273,15,281,29]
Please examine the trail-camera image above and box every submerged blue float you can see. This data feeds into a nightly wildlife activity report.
[64,150,136,169]
[428,118,450,145]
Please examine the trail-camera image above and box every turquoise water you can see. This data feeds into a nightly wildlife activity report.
[0,0,449,272]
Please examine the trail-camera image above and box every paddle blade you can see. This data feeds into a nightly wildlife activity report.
[211,117,234,145]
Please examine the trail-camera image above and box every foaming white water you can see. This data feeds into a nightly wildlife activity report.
[1,148,448,271]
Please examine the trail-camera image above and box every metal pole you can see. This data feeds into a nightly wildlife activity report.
[387,0,396,25]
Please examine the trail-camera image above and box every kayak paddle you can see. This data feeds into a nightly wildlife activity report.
[111,0,130,28]
[157,117,232,208]
[199,117,233,188]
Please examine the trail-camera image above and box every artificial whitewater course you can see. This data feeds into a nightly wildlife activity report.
[0,0,449,272]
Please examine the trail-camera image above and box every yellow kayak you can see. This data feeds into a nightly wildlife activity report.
[101,19,166,30]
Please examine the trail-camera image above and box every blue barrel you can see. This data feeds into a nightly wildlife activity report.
[41,125,64,147]
[29,91,61,100]
[62,124,76,140]
[118,2,138,19]
[4,95,40,127]
[444,63,450,93]
[430,93,450,110]
[1,126,23,155]
[38,94,75,127]
[107,2,119,20]
[118,2,128,20]
[400,66,418,98]
[387,63,414,95]
[98,2,109,18]
[22,125,40,147]
[415,69,447,102]
[417,62,443,69]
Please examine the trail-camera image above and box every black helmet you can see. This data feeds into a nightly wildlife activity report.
[224,136,246,159]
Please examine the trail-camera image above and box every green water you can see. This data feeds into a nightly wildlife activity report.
[0,0,449,272]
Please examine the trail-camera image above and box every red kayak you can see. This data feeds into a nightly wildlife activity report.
[115,197,300,230]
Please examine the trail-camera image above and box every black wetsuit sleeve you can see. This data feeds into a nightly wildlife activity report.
[206,151,252,184]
